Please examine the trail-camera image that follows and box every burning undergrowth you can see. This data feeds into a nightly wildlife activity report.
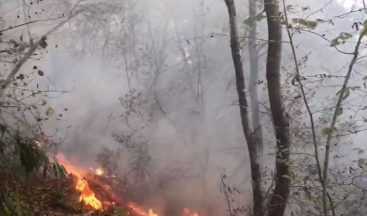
[0,134,204,215]
[0,152,202,216]
[54,153,202,216]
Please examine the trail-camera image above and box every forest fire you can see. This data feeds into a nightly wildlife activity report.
[55,153,200,216]
[75,177,102,209]
[127,202,158,216]
[182,208,200,216]
[55,154,102,210]
[95,167,104,176]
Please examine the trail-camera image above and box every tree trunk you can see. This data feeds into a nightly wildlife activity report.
[224,1,264,216]
[248,0,264,162]
[264,1,291,216]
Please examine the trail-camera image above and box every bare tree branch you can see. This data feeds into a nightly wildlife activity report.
[0,8,80,100]
[0,16,65,34]
[362,0,367,15]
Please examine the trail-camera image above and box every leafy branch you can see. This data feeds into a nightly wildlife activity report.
[322,25,366,216]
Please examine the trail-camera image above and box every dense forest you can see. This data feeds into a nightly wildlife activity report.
[1,0,367,215]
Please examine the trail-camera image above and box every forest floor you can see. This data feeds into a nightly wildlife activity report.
[0,173,128,216]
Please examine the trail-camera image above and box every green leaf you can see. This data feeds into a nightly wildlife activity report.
[361,21,367,36]
[336,88,350,100]
[244,11,266,25]
[313,196,323,208]
[322,128,332,136]
[17,136,49,174]
[350,86,361,91]
[330,32,353,47]
[335,107,343,117]
[291,18,318,29]
[336,86,360,100]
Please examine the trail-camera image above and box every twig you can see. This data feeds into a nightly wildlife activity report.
[0,16,65,33]
[221,175,235,216]
[187,32,290,44]
[304,0,333,20]
[282,0,325,200]
[333,8,364,18]
[291,27,354,55]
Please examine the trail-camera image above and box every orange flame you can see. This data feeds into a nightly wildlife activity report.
[55,154,200,215]
[148,209,159,216]
[127,202,159,216]
[127,202,200,216]
[76,178,102,209]
[56,154,102,210]
[95,168,104,176]
[182,208,200,216]
[127,202,152,216]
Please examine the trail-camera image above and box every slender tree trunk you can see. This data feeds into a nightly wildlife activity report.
[322,32,364,216]
[248,0,263,162]
[224,1,264,216]
[264,0,291,216]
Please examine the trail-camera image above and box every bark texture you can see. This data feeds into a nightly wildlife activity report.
[224,1,264,215]
[248,0,264,163]
[264,0,291,215]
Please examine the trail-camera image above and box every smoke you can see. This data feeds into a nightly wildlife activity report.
[32,1,250,214]
[1,0,363,215]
